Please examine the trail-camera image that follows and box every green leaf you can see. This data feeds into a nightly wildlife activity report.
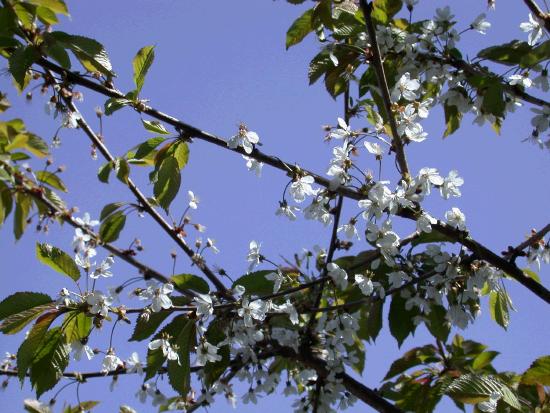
[286,8,314,49]
[521,355,550,386]
[42,33,71,69]
[129,311,171,342]
[357,299,384,342]
[389,292,419,347]
[50,32,114,76]
[99,210,126,242]
[489,289,512,330]
[481,83,505,118]
[17,311,60,381]
[0,291,52,321]
[26,0,69,15]
[171,274,210,294]
[522,268,541,283]
[30,327,70,397]
[145,315,190,380]
[167,318,195,395]
[97,161,112,183]
[5,133,49,157]
[100,201,126,221]
[0,302,55,335]
[443,103,463,138]
[478,40,550,68]
[426,305,451,342]
[115,157,130,184]
[35,171,67,192]
[132,137,166,160]
[232,270,276,296]
[472,351,499,371]
[36,242,81,281]
[444,374,522,409]
[36,7,58,25]
[142,119,170,135]
[0,181,13,227]
[373,0,403,21]
[204,319,230,386]
[104,97,132,115]
[133,45,155,93]
[63,401,100,413]
[8,46,39,91]
[154,156,180,211]
[14,192,32,240]
[61,312,91,344]
[383,344,438,380]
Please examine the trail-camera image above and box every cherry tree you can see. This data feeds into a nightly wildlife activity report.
[0,0,549,412]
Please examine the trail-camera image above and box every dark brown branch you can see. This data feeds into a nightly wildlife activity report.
[34,59,550,306]
[428,54,550,108]
[58,96,230,298]
[275,345,404,413]
[359,0,411,180]
[522,0,550,32]
[504,223,550,262]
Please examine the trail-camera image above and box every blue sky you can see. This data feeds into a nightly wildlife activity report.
[0,1,549,412]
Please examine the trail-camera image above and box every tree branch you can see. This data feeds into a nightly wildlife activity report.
[522,0,550,32]
[57,93,230,298]
[34,59,550,306]
[359,0,411,181]
[503,222,550,262]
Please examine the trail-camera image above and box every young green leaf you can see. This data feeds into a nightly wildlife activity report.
[521,355,550,386]
[36,242,81,281]
[232,270,277,296]
[133,45,155,93]
[115,157,130,184]
[389,292,419,347]
[29,326,71,397]
[35,171,67,192]
[167,318,195,395]
[8,46,39,91]
[129,311,172,342]
[171,274,209,294]
[142,119,170,135]
[26,0,69,16]
[14,192,32,240]
[100,201,126,221]
[286,9,314,49]
[99,210,126,242]
[97,161,113,183]
[153,156,180,211]
[489,289,512,330]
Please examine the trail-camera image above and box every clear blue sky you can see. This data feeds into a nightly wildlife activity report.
[0,1,548,412]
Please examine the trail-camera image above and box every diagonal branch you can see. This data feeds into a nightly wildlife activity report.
[359,0,410,181]
[56,94,230,298]
[34,59,550,306]
[504,222,550,262]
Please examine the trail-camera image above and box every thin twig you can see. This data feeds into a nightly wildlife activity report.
[359,0,411,181]
[503,222,550,262]
[522,0,550,32]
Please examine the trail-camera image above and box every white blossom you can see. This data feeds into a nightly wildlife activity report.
[148,338,179,364]
[355,274,374,296]
[327,262,348,290]
[445,207,466,230]
[86,291,113,317]
[227,124,260,154]
[101,351,123,374]
[196,342,222,366]
[247,240,262,271]
[471,13,491,34]
[193,293,214,319]
[71,340,94,361]
[289,175,318,203]
[242,155,263,177]
[75,212,99,228]
[520,13,543,45]
[509,74,532,88]
[188,191,199,209]
[125,352,143,375]
[90,256,114,279]
[265,270,284,293]
[391,72,420,102]
[478,392,501,412]
[275,202,299,221]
